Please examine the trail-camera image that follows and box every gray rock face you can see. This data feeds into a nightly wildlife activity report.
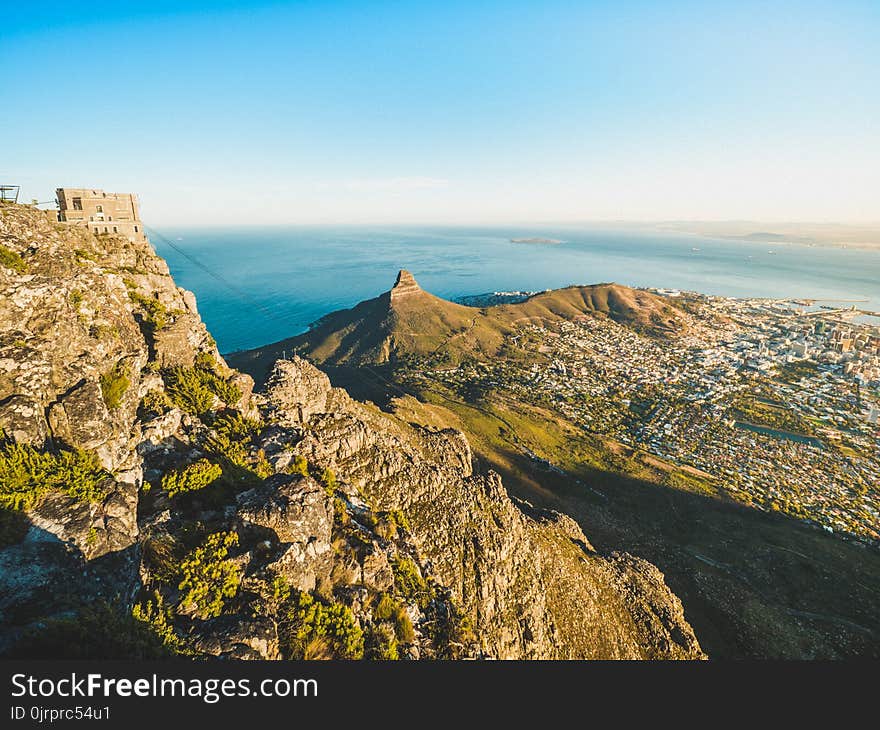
[57,380,115,450]
[236,475,333,592]
[187,615,280,660]
[28,479,139,560]
[264,356,334,425]
[0,205,240,646]
[0,394,47,444]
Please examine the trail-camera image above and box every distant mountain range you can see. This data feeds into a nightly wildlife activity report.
[655,221,880,249]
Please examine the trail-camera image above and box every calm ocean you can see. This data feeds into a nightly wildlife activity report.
[149,225,880,354]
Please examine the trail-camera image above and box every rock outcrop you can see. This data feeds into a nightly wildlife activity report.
[0,202,703,660]
[265,357,703,659]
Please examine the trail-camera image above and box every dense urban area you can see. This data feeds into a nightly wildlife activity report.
[413,292,880,543]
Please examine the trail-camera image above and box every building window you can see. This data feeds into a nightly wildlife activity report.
[104,227,108,233]
[96,205,103,213]
[107,216,112,221]
[134,226,138,232]
[113,226,118,233]
[72,197,82,210]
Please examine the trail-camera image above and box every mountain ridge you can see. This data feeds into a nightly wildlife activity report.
[228,269,689,383]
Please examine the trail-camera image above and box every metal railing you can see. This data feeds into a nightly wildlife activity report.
[0,185,20,203]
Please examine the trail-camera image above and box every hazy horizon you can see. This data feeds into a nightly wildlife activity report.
[3,0,879,225]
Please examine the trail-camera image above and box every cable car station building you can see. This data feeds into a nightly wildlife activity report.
[55,188,146,242]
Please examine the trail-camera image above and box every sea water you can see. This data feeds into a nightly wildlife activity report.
[149,224,880,353]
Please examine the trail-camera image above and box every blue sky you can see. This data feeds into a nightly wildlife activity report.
[2,0,878,224]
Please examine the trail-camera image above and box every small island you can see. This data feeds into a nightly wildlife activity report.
[510,237,563,244]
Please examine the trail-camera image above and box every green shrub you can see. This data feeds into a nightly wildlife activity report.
[374,593,396,621]
[391,556,431,610]
[287,454,309,477]
[280,591,364,660]
[178,531,241,619]
[204,413,260,467]
[0,245,27,273]
[139,389,173,418]
[161,459,222,498]
[69,289,83,308]
[366,623,399,660]
[165,366,215,415]
[387,509,411,533]
[206,374,241,407]
[332,496,351,527]
[194,352,216,371]
[0,438,110,511]
[373,593,414,643]
[165,366,241,416]
[393,605,415,643]
[190,413,271,493]
[3,601,172,659]
[375,508,411,539]
[128,291,168,332]
[132,592,186,654]
[270,574,291,605]
[99,361,130,410]
[318,467,337,495]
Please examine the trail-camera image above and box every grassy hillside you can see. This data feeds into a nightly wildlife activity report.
[228,271,688,382]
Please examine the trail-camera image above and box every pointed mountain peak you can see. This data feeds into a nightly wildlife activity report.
[390,269,422,302]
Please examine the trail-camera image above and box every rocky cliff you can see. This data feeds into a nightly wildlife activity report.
[0,203,703,659]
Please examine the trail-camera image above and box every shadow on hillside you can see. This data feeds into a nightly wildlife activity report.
[0,513,143,658]
[491,449,880,659]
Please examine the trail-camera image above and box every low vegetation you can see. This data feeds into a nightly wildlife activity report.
[132,592,186,654]
[3,601,172,659]
[374,592,414,643]
[730,395,814,435]
[203,412,270,480]
[139,389,173,418]
[391,555,431,610]
[0,244,27,273]
[177,531,242,619]
[165,363,241,416]
[366,622,399,660]
[99,361,130,410]
[0,436,110,511]
[279,591,364,660]
[287,454,310,477]
[128,290,170,332]
[161,459,222,498]
[318,467,337,494]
